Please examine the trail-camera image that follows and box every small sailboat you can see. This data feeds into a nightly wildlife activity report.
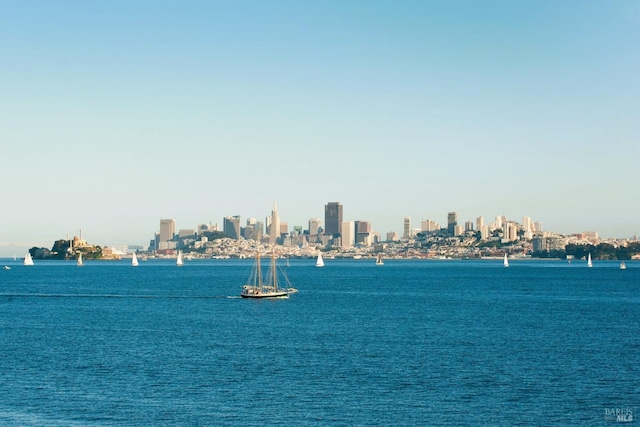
[2,266,10,270]
[176,250,184,267]
[24,252,34,266]
[503,253,509,268]
[131,252,139,267]
[241,251,297,299]
[77,253,83,266]
[376,253,384,265]
[620,261,627,270]
[316,252,324,267]
[587,253,593,268]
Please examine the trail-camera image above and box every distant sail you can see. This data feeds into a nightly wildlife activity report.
[587,253,592,268]
[77,253,83,266]
[132,252,139,267]
[316,252,324,267]
[24,252,34,266]
[503,253,509,268]
[177,251,184,267]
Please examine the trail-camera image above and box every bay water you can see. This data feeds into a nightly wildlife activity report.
[0,258,638,425]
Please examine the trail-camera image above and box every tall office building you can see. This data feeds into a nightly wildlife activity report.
[522,216,533,239]
[341,221,355,248]
[476,216,484,232]
[447,212,457,236]
[159,219,176,242]
[355,220,372,245]
[308,218,322,238]
[223,215,241,240]
[403,217,411,240]
[268,201,280,245]
[324,202,343,236]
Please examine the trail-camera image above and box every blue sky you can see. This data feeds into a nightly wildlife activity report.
[1,0,639,253]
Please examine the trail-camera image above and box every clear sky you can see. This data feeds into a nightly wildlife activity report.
[1,0,639,255]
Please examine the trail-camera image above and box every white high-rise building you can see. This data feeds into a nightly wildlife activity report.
[341,221,355,248]
[421,219,439,232]
[522,216,534,239]
[160,219,175,242]
[308,218,322,237]
[476,216,484,232]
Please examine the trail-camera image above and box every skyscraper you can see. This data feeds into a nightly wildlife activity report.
[159,219,176,242]
[447,212,457,236]
[324,202,343,236]
[403,217,411,239]
[341,221,355,248]
[268,201,280,245]
[308,218,322,238]
[223,215,241,240]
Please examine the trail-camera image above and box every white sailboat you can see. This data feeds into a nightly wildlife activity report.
[77,253,83,266]
[316,252,324,267]
[503,253,509,268]
[620,261,626,270]
[176,250,184,267]
[24,252,34,266]
[376,253,384,265]
[131,252,139,267]
[241,251,297,299]
[587,253,593,268]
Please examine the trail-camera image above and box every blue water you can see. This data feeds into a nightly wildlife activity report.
[0,258,638,425]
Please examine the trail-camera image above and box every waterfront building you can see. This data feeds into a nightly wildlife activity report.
[160,219,176,243]
[223,215,241,240]
[341,221,355,248]
[447,212,457,236]
[403,217,411,240]
[324,202,343,236]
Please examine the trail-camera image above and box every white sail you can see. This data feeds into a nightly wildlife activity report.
[24,252,34,266]
[503,253,509,268]
[131,252,139,267]
[620,261,626,270]
[77,253,83,266]
[587,253,592,268]
[316,252,324,267]
[376,254,384,265]
[177,251,184,266]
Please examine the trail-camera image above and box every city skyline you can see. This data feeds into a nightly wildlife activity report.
[2,1,638,256]
[1,198,636,257]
